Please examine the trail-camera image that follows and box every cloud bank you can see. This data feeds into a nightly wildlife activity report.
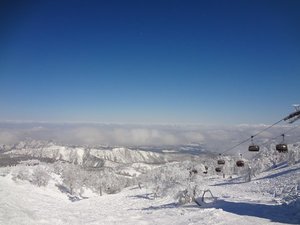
[0,122,298,153]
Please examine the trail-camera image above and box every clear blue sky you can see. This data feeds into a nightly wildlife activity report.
[0,0,299,124]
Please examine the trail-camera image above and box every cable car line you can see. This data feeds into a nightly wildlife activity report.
[213,106,299,172]
[219,106,300,155]
[221,118,284,154]
[284,105,300,123]
[251,119,284,139]
[257,124,300,149]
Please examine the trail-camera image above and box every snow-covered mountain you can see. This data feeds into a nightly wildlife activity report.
[3,140,168,167]
[3,140,300,172]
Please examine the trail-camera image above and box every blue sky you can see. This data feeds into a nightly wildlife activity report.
[0,0,299,125]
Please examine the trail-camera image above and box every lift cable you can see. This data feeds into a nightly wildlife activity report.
[220,118,284,155]
[258,124,300,148]
[216,107,299,156]
[284,107,300,123]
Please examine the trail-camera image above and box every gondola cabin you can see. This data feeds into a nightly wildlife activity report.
[248,145,260,152]
[236,160,245,167]
[215,167,222,172]
[276,134,288,153]
[217,159,225,165]
[249,136,259,152]
[276,143,288,152]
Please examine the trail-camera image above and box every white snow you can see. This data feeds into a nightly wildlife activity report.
[1,140,300,224]
[1,161,299,225]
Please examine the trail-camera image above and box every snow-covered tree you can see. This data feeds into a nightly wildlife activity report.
[12,166,31,181]
[139,161,201,199]
[61,163,83,195]
[87,170,106,196]
[31,166,50,187]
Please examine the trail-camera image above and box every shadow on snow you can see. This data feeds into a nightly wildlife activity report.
[142,203,179,210]
[211,200,300,224]
[128,193,154,200]
[256,167,300,180]
[141,200,299,224]
[211,177,248,186]
[213,166,300,186]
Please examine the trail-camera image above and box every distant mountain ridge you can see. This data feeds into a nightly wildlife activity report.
[3,140,168,167]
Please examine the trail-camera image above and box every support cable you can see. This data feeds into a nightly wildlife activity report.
[259,124,300,148]
[221,118,284,154]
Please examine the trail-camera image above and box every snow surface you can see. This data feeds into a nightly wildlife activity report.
[1,162,299,225]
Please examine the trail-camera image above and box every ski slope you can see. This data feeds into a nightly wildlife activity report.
[0,161,299,225]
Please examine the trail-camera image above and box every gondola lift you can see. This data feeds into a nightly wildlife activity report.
[217,159,225,165]
[236,153,245,167]
[217,154,225,165]
[284,104,300,124]
[248,136,260,152]
[215,167,222,172]
[203,166,208,174]
[236,160,245,167]
[276,134,288,152]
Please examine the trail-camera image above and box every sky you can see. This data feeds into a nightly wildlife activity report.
[0,0,299,125]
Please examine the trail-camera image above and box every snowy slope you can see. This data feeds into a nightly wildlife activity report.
[1,160,299,225]
[1,141,300,224]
